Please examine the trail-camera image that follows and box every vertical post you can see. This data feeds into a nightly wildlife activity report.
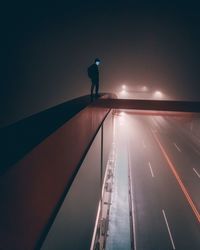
[101,124,104,190]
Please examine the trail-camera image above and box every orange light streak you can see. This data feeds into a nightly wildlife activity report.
[153,133,200,223]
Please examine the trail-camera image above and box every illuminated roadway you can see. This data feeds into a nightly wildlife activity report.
[114,112,200,249]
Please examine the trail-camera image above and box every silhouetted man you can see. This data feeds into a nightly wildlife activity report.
[87,58,100,99]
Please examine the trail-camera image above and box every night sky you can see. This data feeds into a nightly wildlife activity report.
[1,1,200,126]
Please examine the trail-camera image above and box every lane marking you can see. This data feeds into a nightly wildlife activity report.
[148,162,155,178]
[193,168,200,178]
[153,133,200,223]
[162,209,176,250]
[173,142,181,153]
[128,148,137,250]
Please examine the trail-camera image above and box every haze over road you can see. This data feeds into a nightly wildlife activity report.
[111,112,200,249]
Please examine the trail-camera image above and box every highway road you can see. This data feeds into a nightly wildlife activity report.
[110,111,200,250]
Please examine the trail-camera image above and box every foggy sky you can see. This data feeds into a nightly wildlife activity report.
[1,1,200,126]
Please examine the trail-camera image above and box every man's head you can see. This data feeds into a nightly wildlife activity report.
[95,58,100,66]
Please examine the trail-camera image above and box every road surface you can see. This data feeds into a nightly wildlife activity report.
[109,112,200,250]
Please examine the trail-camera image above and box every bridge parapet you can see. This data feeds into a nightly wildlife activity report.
[0,94,114,249]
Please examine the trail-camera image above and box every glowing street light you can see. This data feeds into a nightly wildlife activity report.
[141,86,148,92]
[122,84,126,90]
[121,89,126,95]
[119,89,129,99]
[154,90,163,99]
[117,84,129,98]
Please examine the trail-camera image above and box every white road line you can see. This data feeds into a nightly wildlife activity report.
[128,149,137,250]
[148,162,155,178]
[142,140,146,148]
[193,168,200,178]
[173,143,181,153]
[162,209,176,250]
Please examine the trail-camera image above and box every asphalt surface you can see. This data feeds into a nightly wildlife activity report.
[113,112,200,250]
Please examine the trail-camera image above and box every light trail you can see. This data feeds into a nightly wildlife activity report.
[153,133,200,224]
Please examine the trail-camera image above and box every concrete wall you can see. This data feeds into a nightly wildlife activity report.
[0,100,112,249]
[41,111,113,250]
[41,129,101,250]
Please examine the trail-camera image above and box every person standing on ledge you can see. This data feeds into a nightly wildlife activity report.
[87,58,101,100]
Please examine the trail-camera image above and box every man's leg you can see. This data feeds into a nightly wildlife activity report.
[91,84,95,99]
[95,83,99,97]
